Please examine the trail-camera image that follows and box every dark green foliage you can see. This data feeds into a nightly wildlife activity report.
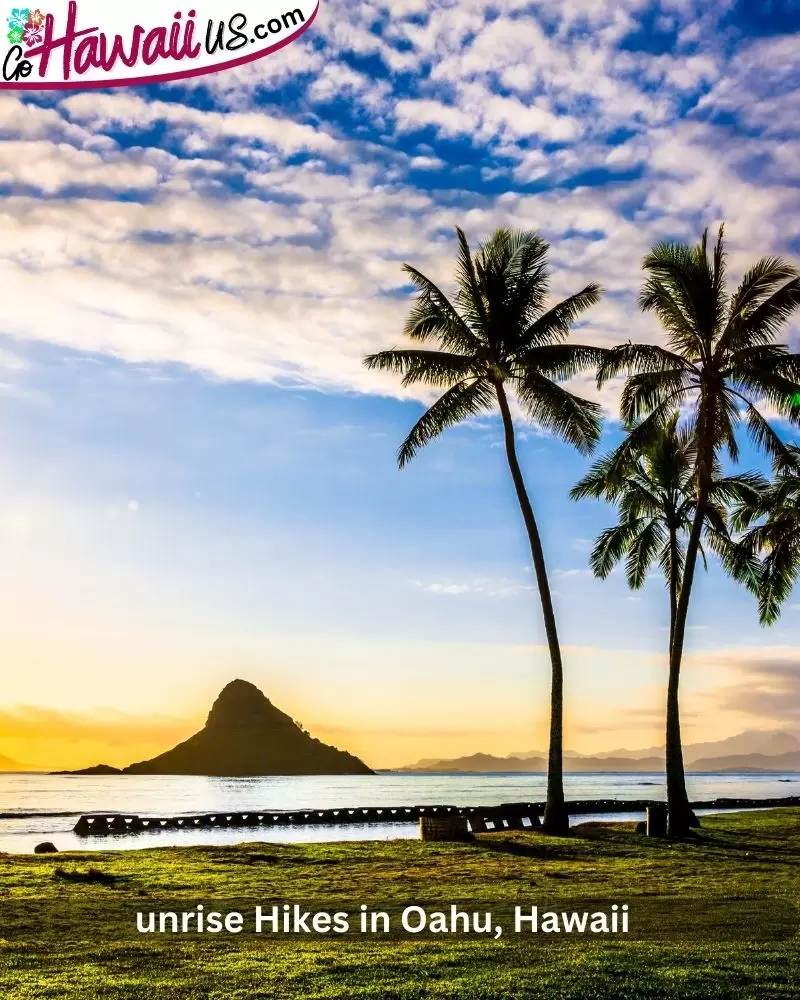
[572,415,764,609]
[734,451,800,624]
[597,228,800,474]
[364,228,604,467]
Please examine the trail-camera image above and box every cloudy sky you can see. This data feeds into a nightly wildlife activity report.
[1,0,799,770]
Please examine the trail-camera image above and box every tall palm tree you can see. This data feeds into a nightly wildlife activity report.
[364,227,605,833]
[734,450,800,625]
[572,415,765,823]
[597,226,800,835]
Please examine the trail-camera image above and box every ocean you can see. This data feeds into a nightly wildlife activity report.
[2,770,798,853]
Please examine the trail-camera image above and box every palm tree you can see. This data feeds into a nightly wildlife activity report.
[572,416,698,644]
[597,226,800,835]
[364,227,605,833]
[734,450,800,626]
[571,415,765,824]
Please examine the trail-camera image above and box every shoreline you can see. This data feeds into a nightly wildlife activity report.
[5,793,800,824]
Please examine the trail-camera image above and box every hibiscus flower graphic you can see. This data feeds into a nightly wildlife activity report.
[6,8,30,31]
[7,25,23,44]
[22,20,41,45]
[27,7,44,26]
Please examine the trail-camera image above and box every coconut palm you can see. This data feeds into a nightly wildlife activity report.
[572,415,765,823]
[364,227,605,833]
[597,226,800,835]
[572,416,699,642]
[734,451,800,625]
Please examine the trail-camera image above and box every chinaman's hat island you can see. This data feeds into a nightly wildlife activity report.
[54,679,373,777]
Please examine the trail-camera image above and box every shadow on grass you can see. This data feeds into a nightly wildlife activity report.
[468,815,800,869]
[53,868,129,886]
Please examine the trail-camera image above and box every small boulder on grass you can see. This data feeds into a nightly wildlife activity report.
[34,842,58,854]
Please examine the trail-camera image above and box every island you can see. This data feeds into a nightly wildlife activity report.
[54,679,373,777]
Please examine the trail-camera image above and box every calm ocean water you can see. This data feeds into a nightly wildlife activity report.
[1,771,798,854]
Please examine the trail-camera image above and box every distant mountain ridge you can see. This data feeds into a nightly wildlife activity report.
[57,680,373,777]
[400,731,800,774]
[586,730,800,762]
[0,752,23,772]
[689,751,800,772]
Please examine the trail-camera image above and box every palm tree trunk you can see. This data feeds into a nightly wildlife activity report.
[666,523,700,836]
[495,382,568,834]
[668,526,678,650]
[666,396,715,837]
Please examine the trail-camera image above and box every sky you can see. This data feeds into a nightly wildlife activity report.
[0,0,799,771]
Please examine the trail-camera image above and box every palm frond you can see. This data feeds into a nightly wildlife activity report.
[721,270,800,355]
[730,368,800,425]
[570,447,640,501]
[626,519,666,589]
[363,349,476,389]
[599,405,681,482]
[515,371,602,454]
[597,343,694,386]
[590,519,648,579]
[521,285,603,347]
[515,343,609,381]
[709,472,769,507]
[397,378,494,468]
[727,257,798,322]
[619,368,694,425]
[640,240,709,355]
[741,400,798,472]
[713,387,741,464]
[708,531,762,595]
[759,542,800,625]
[710,224,729,336]
[454,227,490,335]
[401,264,482,353]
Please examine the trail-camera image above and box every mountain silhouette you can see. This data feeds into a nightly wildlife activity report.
[400,731,800,774]
[62,680,372,777]
[0,752,23,772]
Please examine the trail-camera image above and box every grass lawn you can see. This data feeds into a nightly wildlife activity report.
[2,809,800,998]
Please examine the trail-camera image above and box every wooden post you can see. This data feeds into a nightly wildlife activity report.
[420,816,472,842]
[647,803,668,838]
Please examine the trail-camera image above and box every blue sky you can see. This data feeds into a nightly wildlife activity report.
[0,0,799,769]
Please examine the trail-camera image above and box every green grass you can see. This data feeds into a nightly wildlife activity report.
[2,809,800,998]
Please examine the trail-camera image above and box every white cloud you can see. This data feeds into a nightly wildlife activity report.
[414,577,534,598]
[394,99,473,137]
[0,140,162,194]
[61,93,342,156]
[697,34,800,136]
[0,3,795,411]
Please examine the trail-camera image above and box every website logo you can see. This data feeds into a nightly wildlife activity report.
[1,0,318,90]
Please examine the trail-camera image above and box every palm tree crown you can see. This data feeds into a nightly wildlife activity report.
[598,226,800,477]
[365,227,605,465]
[572,416,699,594]
[572,415,765,632]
